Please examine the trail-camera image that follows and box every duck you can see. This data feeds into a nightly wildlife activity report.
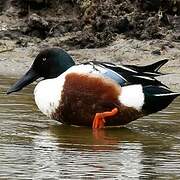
[7,48,180,128]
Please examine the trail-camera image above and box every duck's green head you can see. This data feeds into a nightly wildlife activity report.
[7,48,75,94]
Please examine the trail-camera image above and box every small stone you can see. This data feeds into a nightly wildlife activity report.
[151,49,161,55]
[28,13,48,28]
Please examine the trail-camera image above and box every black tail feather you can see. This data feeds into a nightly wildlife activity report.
[143,85,180,114]
[124,59,168,75]
[133,59,168,73]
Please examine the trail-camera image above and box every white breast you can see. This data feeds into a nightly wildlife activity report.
[119,84,145,111]
[34,77,65,117]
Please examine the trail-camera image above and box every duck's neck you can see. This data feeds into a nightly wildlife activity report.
[51,61,74,78]
[45,53,75,79]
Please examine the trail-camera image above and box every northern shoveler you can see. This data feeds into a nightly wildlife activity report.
[7,48,180,128]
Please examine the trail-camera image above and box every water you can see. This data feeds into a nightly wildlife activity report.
[0,76,180,179]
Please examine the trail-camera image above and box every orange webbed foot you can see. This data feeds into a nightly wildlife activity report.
[92,108,119,129]
[92,113,105,129]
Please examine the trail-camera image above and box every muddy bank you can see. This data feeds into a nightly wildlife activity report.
[0,0,180,49]
[0,37,179,91]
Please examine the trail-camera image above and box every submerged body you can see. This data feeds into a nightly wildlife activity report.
[7,48,180,128]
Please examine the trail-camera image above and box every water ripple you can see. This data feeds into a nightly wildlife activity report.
[0,76,180,179]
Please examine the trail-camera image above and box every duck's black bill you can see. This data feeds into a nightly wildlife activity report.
[7,68,40,94]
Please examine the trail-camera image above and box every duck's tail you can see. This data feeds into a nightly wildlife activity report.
[125,59,168,76]
[139,59,168,73]
[143,85,180,114]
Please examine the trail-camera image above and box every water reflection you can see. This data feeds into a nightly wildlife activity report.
[0,76,180,179]
[33,125,145,179]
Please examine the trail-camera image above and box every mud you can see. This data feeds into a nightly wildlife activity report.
[0,0,180,48]
[0,1,179,90]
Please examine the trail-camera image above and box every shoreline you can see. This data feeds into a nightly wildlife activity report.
[0,37,180,91]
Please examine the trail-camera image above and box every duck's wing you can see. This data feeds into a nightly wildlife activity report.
[95,59,168,76]
[87,61,167,87]
[84,62,128,86]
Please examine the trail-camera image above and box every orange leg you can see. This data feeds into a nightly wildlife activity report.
[92,108,119,129]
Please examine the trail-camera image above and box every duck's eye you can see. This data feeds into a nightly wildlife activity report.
[42,58,46,61]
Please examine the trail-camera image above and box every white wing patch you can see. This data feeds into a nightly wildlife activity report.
[154,93,180,96]
[119,85,144,111]
[118,65,138,73]
[133,75,155,81]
